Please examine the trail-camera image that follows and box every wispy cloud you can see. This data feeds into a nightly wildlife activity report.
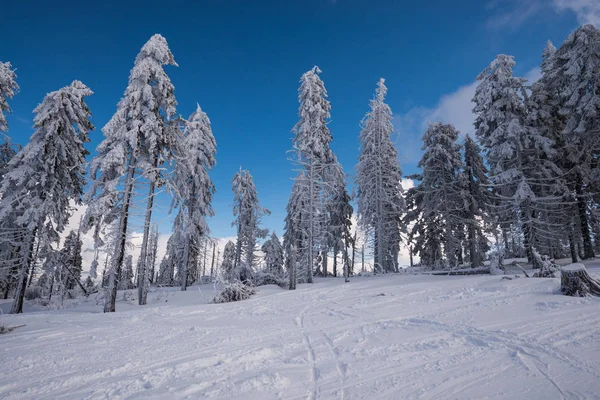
[395,67,541,167]
[486,0,545,30]
[553,0,600,26]
[486,0,600,30]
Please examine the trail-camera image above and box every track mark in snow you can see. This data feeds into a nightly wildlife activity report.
[513,347,567,400]
[296,305,319,400]
[320,329,346,400]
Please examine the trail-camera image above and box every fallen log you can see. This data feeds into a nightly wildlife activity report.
[561,264,600,297]
[431,267,490,276]
[0,324,26,334]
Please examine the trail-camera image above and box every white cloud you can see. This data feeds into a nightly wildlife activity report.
[486,0,600,30]
[396,66,541,153]
[553,0,600,26]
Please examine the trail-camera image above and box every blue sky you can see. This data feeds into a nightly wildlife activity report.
[0,0,596,242]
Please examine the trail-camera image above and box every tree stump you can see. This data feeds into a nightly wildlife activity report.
[561,264,600,297]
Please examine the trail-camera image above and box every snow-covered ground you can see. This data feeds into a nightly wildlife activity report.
[1,263,600,399]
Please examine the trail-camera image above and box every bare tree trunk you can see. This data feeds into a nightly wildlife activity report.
[361,244,365,273]
[137,155,158,306]
[288,245,296,290]
[10,229,36,314]
[307,162,314,284]
[343,249,349,283]
[104,155,136,313]
[26,238,41,288]
[576,177,595,259]
[180,220,191,291]
[322,249,328,277]
[569,228,578,264]
[351,230,357,276]
[333,243,338,277]
[210,241,216,277]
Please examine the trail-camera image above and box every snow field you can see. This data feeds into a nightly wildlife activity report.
[1,267,600,399]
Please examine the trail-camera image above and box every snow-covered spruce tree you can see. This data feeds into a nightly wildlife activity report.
[261,232,284,276]
[0,81,93,313]
[220,240,236,282]
[473,54,564,264]
[118,254,134,290]
[356,79,404,273]
[526,41,573,260]
[59,230,83,291]
[540,25,600,260]
[173,105,216,291]
[283,171,310,287]
[0,61,19,298]
[408,123,464,269]
[291,66,334,283]
[83,34,178,312]
[463,135,492,267]
[323,157,354,276]
[231,169,270,282]
[0,61,18,133]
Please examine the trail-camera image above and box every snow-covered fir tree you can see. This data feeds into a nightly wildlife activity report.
[283,171,310,287]
[231,169,270,282]
[473,54,564,263]
[83,34,178,312]
[0,81,93,313]
[0,61,18,133]
[323,157,353,276]
[538,25,600,260]
[356,78,404,272]
[59,230,84,291]
[261,232,284,276]
[118,255,134,291]
[291,66,334,283]
[220,240,236,282]
[462,135,492,267]
[407,123,464,269]
[173,104,216,291]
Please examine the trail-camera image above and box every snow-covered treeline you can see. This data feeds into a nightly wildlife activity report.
[1,24,599,312]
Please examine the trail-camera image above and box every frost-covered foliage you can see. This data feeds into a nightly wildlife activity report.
[0,81,93,313]
[0,61,19,133]
[59,230,83,291]
[83,34,178,312]
[407,123,463,269]
[220,241,236,283]
[531,248,559,278]
[463,135,492,267]
[356,79,404,273]
[211,281,255,303]
[323,156,354,277]
[537,25,600,260]
[231,169,269,283]
[290,66,335,283]
[473,54,564,264]
[261,232,284,276]
[283,171,310,286]
[252,271,288,287]
[173,104,216,291]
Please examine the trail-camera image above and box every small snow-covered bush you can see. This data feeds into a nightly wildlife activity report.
[489,250,505,275]
[253,272,287,287]
[212,282,255,304]
[532,248,559,278]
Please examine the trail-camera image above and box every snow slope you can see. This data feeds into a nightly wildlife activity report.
[1,267,600,399]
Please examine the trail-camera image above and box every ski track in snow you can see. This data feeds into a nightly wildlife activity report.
[1,263,600,399]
